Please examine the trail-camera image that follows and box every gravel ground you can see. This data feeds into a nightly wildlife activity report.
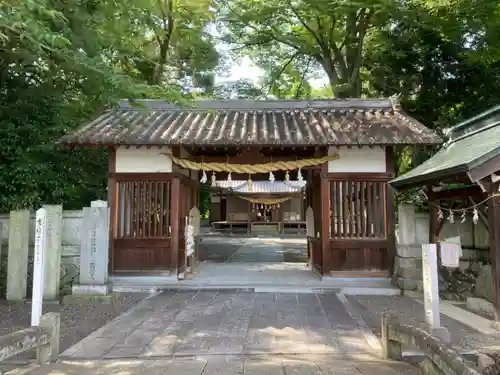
[0,292,147,369]
[348,295,500,351]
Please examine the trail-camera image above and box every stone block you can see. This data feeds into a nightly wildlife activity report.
[475,265,493,302]
[6,210,30,300]
[397,204,417,245]
[396,278,418,290]
[467,297,495,319]
[396,244,422,258]
[394,256,422,279]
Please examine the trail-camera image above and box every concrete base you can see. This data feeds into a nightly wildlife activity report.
[72,283,111,295]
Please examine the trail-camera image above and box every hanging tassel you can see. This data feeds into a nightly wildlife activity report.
[297,168,303,182]
[447,210,454,224]
[285,171,290,182]
[227,172,232,182]
[200,170,207,184]
[437,208,444,221]
[461,209,467,223]
[248,174,252,191]
[473,208,479,224]
[269,171,275,183]
[211,172,216,187]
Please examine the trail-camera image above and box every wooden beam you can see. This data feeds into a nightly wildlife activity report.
[468,152,500,182]
[488,191,500,320]
[107,148,116,275]
[428,187,440,243]
[432,185,486,200]
[320,163,331,275]
[170,176,181,275]
[385,146,396,277]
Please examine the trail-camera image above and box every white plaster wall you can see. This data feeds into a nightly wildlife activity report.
[115,146,172,173]
[327,146,386,173]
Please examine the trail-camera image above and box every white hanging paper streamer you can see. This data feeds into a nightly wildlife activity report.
[211,172,216,187]
[269,171,275,183]
[227,172,232,182]
[185,216,195,256]
[437,208,444,221]
[200,170,207,183]
[461,209,466,223]
[473,208,479,224]
[297,168,303,182]
[447,210,454,224]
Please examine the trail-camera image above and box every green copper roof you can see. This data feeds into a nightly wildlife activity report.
[390,105,500,189]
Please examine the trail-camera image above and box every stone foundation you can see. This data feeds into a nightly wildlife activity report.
[395,204,491,301]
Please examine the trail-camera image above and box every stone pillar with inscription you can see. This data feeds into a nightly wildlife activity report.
[42,205,63,301]
[72,202,110,295]
[6,210,30,300]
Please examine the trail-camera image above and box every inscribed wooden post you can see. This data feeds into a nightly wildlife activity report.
[422,243,440,328]
[32,208,47,326]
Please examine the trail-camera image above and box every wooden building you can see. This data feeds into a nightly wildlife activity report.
[390,104,500,318]
[210,180,307,235]
[60,98,440,279]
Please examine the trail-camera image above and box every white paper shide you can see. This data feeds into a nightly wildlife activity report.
[185,216,195,256]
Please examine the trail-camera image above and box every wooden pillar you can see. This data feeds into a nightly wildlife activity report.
[385,146,396,276]
[219,189,224,221]
[488,189,500,320]
[247,201,251,234]
[107,148,116,275]
[170,176,181,274]
[428,187,439,243]
[320,164,331,275]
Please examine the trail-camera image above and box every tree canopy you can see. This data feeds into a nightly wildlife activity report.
[1,0,500,210]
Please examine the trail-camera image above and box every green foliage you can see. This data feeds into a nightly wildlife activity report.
[0,0,219,212]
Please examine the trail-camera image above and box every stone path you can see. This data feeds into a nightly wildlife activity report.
[12,355,418,374]
[8,290,418,374]
[61,291,369,358]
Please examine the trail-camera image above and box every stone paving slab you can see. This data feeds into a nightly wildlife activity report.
[61,291,377,360]
[5,355,419,375]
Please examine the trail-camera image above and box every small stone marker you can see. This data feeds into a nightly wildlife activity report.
[32,208,47,326]
[42,205,63,301]
[306,207,314,237]
[73,203,109,295]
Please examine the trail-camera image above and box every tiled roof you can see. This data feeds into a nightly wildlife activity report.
[214,180,306,193]
[391,104,500,189]
[59,99,441,147]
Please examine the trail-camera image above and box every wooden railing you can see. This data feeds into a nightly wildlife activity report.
[0,313,60,366]
[381,313,481,375]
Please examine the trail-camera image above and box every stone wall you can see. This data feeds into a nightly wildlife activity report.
[0,209,83,296]
[395,204,491,301]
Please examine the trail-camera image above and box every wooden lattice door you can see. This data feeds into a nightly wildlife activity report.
[328,176,391,273]
[112,175,172,273]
